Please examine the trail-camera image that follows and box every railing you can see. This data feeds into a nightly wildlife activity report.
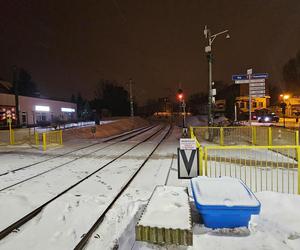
[190,126,300,194]
[202,145,299,194]
[35,130,63,151]
[0,128,36,145]
[190,126,299,147]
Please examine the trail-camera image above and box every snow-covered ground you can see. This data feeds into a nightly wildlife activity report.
[0,126,299,250]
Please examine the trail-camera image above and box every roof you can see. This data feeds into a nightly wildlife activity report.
[0,81,13,94]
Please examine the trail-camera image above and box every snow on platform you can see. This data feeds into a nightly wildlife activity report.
[136,186,192,246]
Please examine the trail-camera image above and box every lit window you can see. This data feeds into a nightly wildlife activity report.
[35,105,50,112]
[61,107,75,112]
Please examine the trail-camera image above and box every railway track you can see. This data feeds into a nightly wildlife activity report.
[0,125,158,191]
[75,125,173,250]
[0,125,155,177]
[0,125,169,244]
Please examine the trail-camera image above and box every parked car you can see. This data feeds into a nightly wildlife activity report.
[257,113,279,123]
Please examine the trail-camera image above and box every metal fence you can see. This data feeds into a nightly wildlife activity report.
[35,130,63,151]
[190,126,299,147]
[0,128,63,151]
[0,128,36,145]
[203,145,299,194]
[190,126,300,194]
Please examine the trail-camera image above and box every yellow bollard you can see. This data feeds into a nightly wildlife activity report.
[295,131,299,146]
[220,127,224,146]
[11,129,15,145]
[59,130,63,145]
[204,147,208,176]
[35,132,39,146]
[297,147,300,195]
[189,127,194,138]
[42,132,47,151]
[199,147,203,176]
[268,127,272,146]
[8,121,14,145]
[252,126,257,145]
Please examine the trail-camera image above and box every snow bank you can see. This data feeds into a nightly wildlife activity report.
[63,117,150,139]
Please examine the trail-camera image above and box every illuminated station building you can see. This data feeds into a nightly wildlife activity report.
[0,81,77,127]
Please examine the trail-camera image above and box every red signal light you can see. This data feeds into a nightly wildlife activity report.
[177,93,183,100]
[177,88,184,101]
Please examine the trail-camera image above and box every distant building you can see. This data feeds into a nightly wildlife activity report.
[281,96,300,116]
[235,96,270,113]
[0,81,77,126]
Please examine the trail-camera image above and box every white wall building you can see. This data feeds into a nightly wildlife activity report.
[0,93,77,126]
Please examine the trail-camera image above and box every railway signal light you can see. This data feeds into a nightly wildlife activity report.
[177,89,184,101]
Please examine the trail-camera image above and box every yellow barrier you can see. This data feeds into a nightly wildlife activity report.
[0,128,37,145]
[41,130,63,151]
[202,145,299,194]
[191,126,299,147]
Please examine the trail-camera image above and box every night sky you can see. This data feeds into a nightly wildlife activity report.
[1,0,300,104]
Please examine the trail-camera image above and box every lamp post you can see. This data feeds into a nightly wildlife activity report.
[280,94,289,128]
[204,25,230,126]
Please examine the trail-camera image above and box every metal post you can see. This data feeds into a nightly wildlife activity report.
[268,127,272,146]
[8,120,13,145]
[220,127,224,146]
[12,66,20,127]
[182,100,186,128]
[204,26,229,126]
[297,146,300,195]
[208,38,213,126]
[129,78,134,117]
[42,132,46,151]
[248,74,252,126]
[199,147,203,176]
[234,104,237,122]
[182,100,187,137]
[59,130,63,145]
[252,126,257,145]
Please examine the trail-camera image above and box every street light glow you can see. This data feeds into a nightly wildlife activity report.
[283,95,290,100]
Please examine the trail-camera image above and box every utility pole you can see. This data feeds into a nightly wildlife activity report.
[247,68,252,126]
[12,65,20,127]
[128,78,134,117]
[204,25,230,126]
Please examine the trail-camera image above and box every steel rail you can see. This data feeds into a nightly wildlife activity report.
[74,125,173,250]
[0,125,155,177]
[0,125,166,241]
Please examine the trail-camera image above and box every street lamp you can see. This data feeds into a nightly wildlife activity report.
[204,25,230,126]
[280,94,289,128]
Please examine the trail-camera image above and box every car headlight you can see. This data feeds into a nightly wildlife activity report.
[264,117,270,122]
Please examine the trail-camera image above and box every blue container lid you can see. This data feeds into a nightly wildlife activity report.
[191,177,260,210]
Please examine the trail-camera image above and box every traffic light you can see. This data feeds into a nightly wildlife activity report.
[177,89,183,101]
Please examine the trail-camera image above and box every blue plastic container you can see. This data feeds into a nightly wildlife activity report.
[191,177,261,229]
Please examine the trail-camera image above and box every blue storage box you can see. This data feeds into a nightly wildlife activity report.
[191,177,260,229]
